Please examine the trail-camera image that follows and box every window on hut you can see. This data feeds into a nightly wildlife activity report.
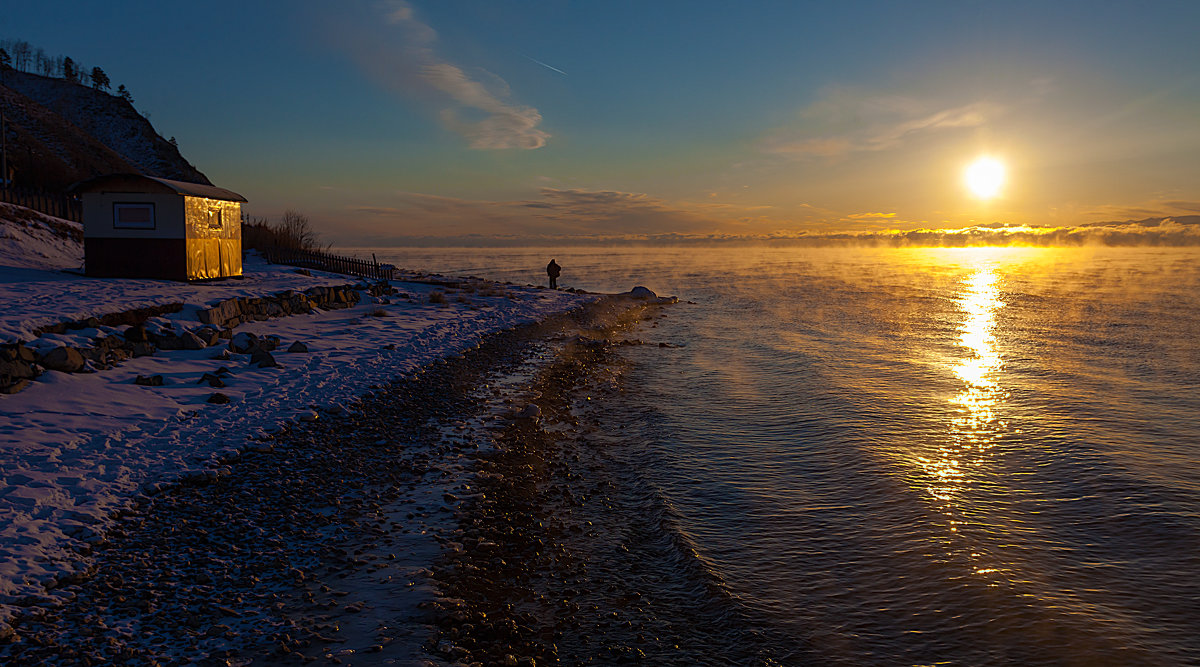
[113,203,156,229]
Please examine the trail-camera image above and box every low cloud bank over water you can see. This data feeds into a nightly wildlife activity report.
[362,216,1200,248]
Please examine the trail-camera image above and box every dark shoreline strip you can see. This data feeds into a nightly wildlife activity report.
[0,295,654,665]
[428,297,797,666]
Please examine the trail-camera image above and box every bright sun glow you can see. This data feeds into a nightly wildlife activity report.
[964,157,1006,199]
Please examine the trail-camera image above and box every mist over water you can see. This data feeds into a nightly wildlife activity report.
[378,246,1200,664]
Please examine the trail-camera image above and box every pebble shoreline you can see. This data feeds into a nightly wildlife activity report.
[0,294,663,666]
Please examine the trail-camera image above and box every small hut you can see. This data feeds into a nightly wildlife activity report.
[73,174,247,281]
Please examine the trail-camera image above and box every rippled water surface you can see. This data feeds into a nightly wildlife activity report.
[376,246,1200,665]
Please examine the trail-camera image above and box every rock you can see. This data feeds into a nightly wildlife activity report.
[178,331,208,350]
[41,347,86,373]
[628,286,657,299]
[0,347,39,387]
[261,335,281,352]
[517,404,541,419]
[135,375,165,387]
[212,348,232,360]
[1,379,31,394]
[198,373,226,388]
[250,349,278,368]
[154,332,183,350]
[229,331,259,354]
[123,324,149,342]
[198,299,244,329]
[194,327,220,346]
[126,341,155,358]
[207,392,231,404]
[298,411,319,422]
[287,341,309,353]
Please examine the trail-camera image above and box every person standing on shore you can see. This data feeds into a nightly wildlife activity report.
[546,259,561,289]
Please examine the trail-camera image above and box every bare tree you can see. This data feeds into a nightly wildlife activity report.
[11,41,31,71]
[35,48,52,76]
[278,209,323,250]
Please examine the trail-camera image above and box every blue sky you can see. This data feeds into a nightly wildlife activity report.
[5,1,1200,244]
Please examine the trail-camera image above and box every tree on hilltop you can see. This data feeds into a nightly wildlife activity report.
[34,48,53,76]
[11,41,31,71]
[0,48,10,71]
[61,56,77,82]
[117,84,133,104]
[91,66,110,91]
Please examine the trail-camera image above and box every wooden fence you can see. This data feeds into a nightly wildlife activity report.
[0,185,82,221]
[261,246,395,281]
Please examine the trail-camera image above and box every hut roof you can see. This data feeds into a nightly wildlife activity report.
[71,174,247,203]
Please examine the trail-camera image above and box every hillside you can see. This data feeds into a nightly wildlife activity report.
[1,69,209,190]
[0,201,82,270]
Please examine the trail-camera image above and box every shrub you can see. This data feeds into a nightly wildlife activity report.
[428,291,446,304]
[242,210,327,252]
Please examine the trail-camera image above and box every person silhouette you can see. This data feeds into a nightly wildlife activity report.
[546,259,561,289]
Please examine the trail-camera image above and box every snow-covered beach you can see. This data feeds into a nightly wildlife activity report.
[0,204,670,663]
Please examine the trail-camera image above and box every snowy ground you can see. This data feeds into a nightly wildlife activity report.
[0,206,596,630]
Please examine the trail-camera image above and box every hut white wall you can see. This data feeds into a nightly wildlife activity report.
[81,193,186,239]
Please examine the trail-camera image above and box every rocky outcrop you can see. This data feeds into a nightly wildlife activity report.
[0,281,397,394]
[0,344,40,394]
[31,304,184,338]
[40,347,86,373]
[196,283,384,330]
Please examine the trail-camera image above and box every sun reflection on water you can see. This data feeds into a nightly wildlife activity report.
[920,265,1010,577]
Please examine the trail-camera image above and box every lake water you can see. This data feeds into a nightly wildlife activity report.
[373,246,1200,665]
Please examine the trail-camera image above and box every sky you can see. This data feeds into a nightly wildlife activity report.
[5,0,1200,245]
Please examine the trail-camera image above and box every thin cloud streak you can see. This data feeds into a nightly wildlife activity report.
[763,91,1001,158]
[523,55,567,76]
[331,1,549,150]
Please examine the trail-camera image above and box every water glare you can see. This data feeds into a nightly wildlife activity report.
[932,265,1009,578]
[373,246,1200,665]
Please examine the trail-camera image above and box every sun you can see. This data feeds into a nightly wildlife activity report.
[964,157,1006,199]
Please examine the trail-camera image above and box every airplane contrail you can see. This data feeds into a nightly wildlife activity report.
[523,54,567,76]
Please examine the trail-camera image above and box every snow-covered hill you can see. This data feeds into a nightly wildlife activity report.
[1,69,209,189]
[0,203,83,271]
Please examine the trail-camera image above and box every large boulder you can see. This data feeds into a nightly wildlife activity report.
[153,332,184,350]
[123,324,149,342]
[250,349,278,368]
[130,342,156,358]
[229,332,259,354]
[193,327,220,347]
[41,347,85,373]
[178,331,208,350]
[135,374,165,387]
